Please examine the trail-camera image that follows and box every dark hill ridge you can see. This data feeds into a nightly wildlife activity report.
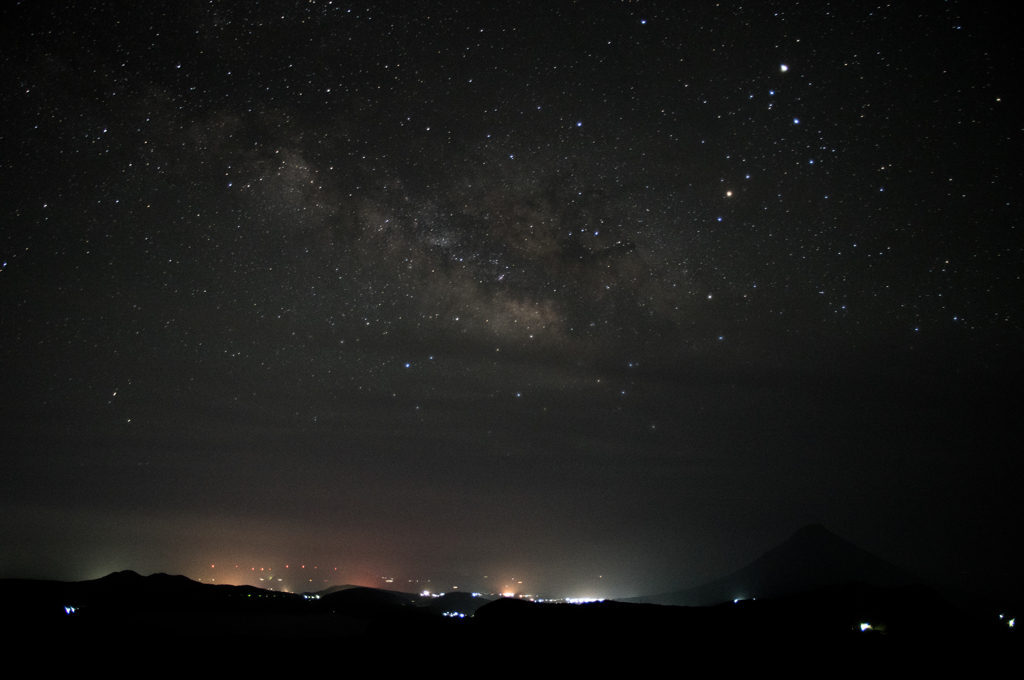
[3,569,305,624]
[467,581,1017,668]
[3,554,1018,668]
[421,591,492,617]
[638,524,922,606]
[314,583,363,597]
[320,585,418,617]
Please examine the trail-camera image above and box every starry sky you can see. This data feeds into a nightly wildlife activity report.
[1,1,1021,598]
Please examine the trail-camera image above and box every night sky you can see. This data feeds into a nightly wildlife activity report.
[2,1,1021,599]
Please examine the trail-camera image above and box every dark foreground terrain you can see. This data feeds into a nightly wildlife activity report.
[5,570,1018,672]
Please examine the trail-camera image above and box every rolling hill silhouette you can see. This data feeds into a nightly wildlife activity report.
[3,539,1017,668]
[640,524,922,606]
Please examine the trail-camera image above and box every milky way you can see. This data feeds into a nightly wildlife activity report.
[1,2,1020,597]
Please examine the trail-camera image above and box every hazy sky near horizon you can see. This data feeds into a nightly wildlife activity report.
[1,1,1021,597]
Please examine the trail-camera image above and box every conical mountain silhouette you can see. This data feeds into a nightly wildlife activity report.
[644,524,922,606]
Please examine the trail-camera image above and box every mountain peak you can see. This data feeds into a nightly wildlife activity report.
[792,523,833,538]
[644,525,922,606]
[778,523,857,554]
[96,570,143,582]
